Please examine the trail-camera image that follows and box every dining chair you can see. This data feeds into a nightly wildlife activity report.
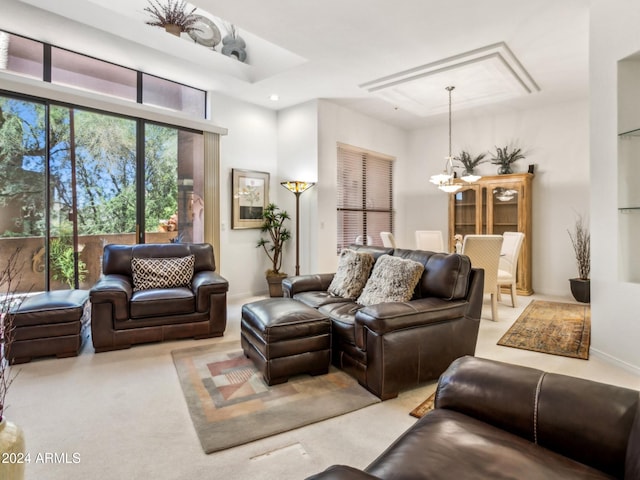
[496,232,525,308]
[462,235,504,321]
[355,235,373,246]
[380,232,396,248]
[415,230,445,252]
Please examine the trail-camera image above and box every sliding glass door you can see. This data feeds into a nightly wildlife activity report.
[0,93,204,294]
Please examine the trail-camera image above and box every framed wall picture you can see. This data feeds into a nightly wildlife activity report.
[232,169,269,229]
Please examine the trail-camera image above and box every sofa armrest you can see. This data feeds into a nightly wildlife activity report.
[89,274,131,321]
[282,273,335,297]
[305,465,381,480]
[437,356,640,478]
[191,270,229,312]
[353,298,469,349]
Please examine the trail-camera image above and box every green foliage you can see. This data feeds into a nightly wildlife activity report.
[256,203,291,275]
[454,150,487,174]
[49,237,88,288]
[490,145,525,167]
[0,98,178,238]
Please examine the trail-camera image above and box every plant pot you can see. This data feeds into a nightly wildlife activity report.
[569,278,590,303]
[497,165,513,175]
[266,273,287,297]
[0,418,25,480]
[164,24,182,36]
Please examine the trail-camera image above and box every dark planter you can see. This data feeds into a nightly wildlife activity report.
[569,278,590,303]
[266,273,287,297]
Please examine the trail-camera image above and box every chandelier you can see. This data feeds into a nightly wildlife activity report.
[429,86,481,192]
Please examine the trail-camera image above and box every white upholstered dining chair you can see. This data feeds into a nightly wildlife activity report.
[380,231,396,248]
[462,235,504,321]
[415,230,445,252]
[497,232,525,308]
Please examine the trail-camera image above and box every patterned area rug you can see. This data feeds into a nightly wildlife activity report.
[497,300,591,360]
[410,391,436,418]
[172,341,380,453]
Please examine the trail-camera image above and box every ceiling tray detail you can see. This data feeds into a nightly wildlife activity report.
[360,42,540,117]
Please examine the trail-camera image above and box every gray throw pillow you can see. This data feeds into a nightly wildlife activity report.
[131,254,195,292]
[328,249,375,298]
[357,254,424,306]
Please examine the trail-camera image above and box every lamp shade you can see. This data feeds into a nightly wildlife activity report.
[280,181,315,193]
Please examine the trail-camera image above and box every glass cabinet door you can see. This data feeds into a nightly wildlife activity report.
[450,186,479,250]
[488,184,520,235]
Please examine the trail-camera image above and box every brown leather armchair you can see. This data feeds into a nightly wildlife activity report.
[90,243,228,352]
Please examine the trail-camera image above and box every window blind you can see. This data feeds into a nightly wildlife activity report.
[337,144,393,252]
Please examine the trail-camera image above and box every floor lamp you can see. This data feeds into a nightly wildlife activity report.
[280,181,316,275]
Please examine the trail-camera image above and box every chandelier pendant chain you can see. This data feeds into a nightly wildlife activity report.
[447,86,454,162]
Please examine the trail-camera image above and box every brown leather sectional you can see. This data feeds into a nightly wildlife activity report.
[307,355,640,479]
[283,246,484,400]
[90,243,228,352]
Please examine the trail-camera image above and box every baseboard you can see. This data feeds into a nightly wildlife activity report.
[590,347,640,376]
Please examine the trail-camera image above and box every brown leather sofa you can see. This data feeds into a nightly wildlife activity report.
[282,246,484,400]
[307,355,640,480]
[90,243,228,352]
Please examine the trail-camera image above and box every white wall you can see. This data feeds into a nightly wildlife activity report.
[406,99,590,296]
[590,0,640,372]
[316,100,408,273]
[209,93,279,299]
[276,101,319,276]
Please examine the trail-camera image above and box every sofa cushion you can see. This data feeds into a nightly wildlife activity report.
[328,249,375,299]
[131,255,195,292]
[357,255,424,306]
[366,409,612,480]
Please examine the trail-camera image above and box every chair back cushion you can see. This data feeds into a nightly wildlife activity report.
[102,243,215,277]
[461,235,503,294]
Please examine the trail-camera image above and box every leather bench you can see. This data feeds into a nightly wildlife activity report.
[240,298,331,385]
[8,290,90,364]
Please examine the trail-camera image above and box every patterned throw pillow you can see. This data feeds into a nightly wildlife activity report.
[131,255,195,292]
[357,254,425,306]
[328,249,375,299]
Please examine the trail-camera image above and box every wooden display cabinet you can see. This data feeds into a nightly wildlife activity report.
[448,172,534,295]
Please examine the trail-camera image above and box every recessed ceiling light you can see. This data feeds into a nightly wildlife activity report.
[269,94,279,101]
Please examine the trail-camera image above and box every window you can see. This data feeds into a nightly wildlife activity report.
[0,32,43,79]
[336,144,393,252]
[1,30,206,119]
[51,47,137,101]
[0,93,205,293]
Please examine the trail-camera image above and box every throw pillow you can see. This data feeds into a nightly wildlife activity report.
[357,254,424,306]
[131,255,195,292]
[328,249,375,298]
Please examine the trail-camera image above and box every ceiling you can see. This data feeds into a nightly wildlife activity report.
[3,0,590,129]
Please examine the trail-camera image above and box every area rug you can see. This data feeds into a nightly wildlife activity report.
[171,341,380,453]
[410,391,436,418]
[497,300,591,360]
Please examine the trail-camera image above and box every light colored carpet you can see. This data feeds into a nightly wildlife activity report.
[8,293,640,480]
[172,341,380,453]
[497,300,590,359]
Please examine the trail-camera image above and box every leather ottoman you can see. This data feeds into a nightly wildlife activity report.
[8,290,90,364]
[241,298,331,385]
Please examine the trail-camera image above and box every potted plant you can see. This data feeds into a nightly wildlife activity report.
[257,203,291,297]
[0,249,26,480]
[568,214,590,303]
[144,0,200,37]
[454,150,487,176]
[490,145,525,175]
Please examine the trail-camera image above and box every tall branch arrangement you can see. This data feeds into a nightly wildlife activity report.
[256,203,291,275]
[0,249,26,421]
[568,215,590,280]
